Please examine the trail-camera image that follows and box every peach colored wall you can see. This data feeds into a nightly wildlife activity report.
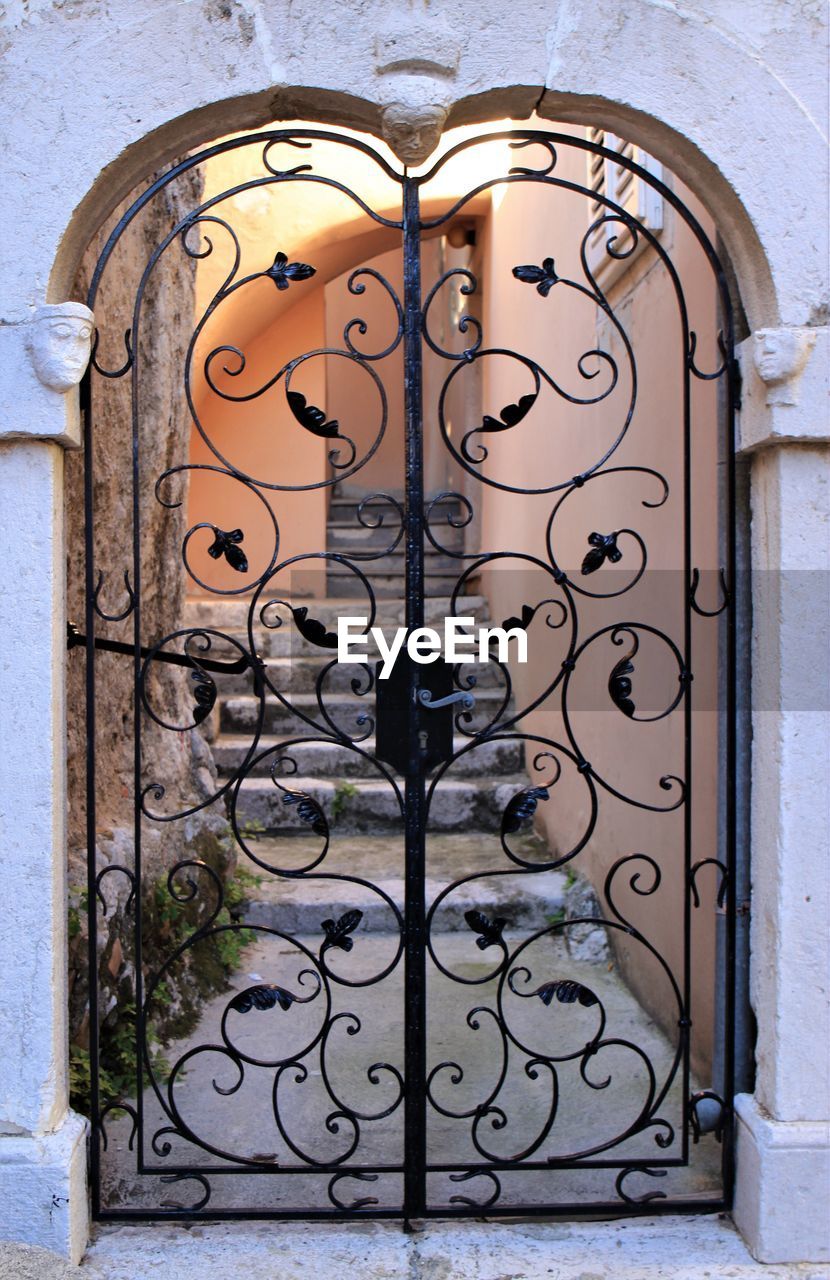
[324,245,406,498]
[324,238,467,500]
[187,287,328,597]
[473,137,723,1076]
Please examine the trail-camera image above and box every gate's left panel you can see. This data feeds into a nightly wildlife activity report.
[69,130,409,1217]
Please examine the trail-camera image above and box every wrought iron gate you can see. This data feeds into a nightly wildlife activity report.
[77,127,738,1220]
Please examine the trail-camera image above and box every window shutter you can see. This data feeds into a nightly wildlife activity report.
[586,127,664,285]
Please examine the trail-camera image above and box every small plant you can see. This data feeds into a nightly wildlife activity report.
[68,905,82,940]
[563,865,578,890]
[154,980,172,1008]
[69,1003,168,1115]
[147,866,256,979]
[69,835,264,1118]
[240,817,266,842]
[224,863,263,911]
[546,906,566,927]
[331,780,358,822]
[67,886,88,941]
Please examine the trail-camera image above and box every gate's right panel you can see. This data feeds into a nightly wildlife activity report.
[418,128,735,1214]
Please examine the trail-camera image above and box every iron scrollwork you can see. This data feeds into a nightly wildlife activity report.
[81,125,735,1220]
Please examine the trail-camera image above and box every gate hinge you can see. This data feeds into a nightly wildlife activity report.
[717,897,750,917]
[731,356,743,410]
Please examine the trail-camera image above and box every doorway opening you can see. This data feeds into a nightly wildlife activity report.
[66,116,740,1219]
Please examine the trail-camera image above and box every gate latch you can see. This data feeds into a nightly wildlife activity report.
[417,688,475,712]
[375,655,474,775]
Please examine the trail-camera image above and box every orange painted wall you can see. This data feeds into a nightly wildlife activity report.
[472,138,723,1076]
[187,287,328,598]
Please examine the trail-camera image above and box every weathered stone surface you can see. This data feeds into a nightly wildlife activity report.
[565,873,612,965]
[78,1215,825,1279]
[65,163,209,863]
[0,1242,82,1279]
[63,164,241,1081]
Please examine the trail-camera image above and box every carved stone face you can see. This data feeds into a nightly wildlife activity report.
[752,327,816,406]
[753,328,806,385]
[28,303,95,392]
[381,101,447,166]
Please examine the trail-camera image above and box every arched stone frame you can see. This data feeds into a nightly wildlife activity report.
[0,0,826,1264]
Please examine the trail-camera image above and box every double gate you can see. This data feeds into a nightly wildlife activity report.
[78,126,737,1219]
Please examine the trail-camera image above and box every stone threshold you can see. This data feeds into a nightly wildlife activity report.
[5,1214,823,1278]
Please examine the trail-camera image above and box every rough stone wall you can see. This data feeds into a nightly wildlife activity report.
[64,165,235,1071]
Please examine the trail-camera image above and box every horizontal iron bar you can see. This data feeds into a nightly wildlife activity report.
[94,1195,728,1224]
[139,1157,693,1176]
[67,622,251,675]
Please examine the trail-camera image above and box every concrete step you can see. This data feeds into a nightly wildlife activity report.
[219,653,507,695]
[233,774,531,834]
[214,733,524,778]
[327,495,464,524]
[327,521,464,552]
[326,550,462,574]
[185,594,488,634]
[237,833,566,934]
[178,619,493,660]
[326,570,464,597]
[221,653,505,695]
[221,687,510,735]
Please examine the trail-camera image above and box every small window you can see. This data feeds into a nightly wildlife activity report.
[586,126,664,287]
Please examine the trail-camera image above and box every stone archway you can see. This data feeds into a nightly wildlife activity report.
[0,1,826,1264]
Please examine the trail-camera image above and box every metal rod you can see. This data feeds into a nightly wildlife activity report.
[81,365,102,1218]
[402,174,427,1221]
[67,623,251,675]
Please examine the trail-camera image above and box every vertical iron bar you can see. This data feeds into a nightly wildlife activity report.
[82,365,101,1217]
[402,175,427,1221]
[722,319,740,1202]
[130,310,145,1164]
[682,326,693,1163]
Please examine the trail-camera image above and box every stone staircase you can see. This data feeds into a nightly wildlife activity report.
[184,489,566,928]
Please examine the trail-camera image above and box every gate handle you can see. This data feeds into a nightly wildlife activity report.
[417,688,475,711]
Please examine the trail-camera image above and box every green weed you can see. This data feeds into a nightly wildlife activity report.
[332,780,358,822]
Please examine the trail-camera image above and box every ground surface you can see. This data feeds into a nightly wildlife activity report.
[96,924,719,1213]
[3,1216,828,1279]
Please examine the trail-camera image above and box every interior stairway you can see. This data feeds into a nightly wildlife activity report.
[184,490,566,928]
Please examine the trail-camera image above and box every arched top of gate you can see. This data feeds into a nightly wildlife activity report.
[52,83,778,332]
[82,121,738,343]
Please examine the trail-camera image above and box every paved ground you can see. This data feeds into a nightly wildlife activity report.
[96,924,720,1213]
[3,1216,827,1279]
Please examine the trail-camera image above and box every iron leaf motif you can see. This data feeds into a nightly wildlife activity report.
[266,250,316,291]
[502,785,550,836]
[280,786,328,836]
[190,669,216,724]
[581,531,622,575]
[287,390,341,441]
[207,526,248,574]
[512,256,558,297]
[291,605,339,650]
[230,984,296,1014]
[501,603,539,632]
[321,909,363,954]
[534,979,599,1008]
[480,392,537,437]
[463,392,538,462]
[464,909,507,950]
[609,654,636,717]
